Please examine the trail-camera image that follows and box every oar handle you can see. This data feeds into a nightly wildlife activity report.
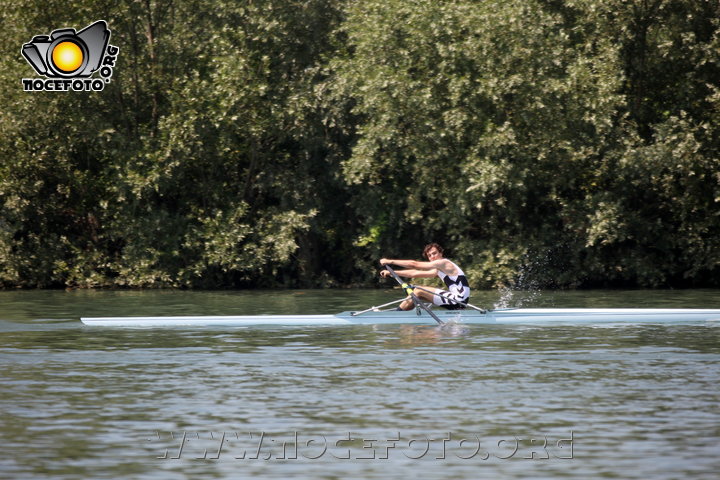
[385,265,414,296]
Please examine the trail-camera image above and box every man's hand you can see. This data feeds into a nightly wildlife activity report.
[379,258,389,266]
[379,270,390,278]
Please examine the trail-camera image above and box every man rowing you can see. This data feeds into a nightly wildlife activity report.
[380,243,470,311]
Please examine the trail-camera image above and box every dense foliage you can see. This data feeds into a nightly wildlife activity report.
[1,0,718,288]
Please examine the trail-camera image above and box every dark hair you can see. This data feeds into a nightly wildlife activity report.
[423,243,444,259]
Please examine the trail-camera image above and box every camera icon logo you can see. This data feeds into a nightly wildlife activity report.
[22,20,110,78]
[21,20,119,91]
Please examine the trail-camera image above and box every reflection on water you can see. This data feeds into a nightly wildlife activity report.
[1,289,719,480]
[390,323,471,346]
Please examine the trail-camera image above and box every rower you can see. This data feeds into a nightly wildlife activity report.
[380,243,470,311]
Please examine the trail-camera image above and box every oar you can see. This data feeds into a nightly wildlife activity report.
[384,265,445,325]
[351,297,406,316]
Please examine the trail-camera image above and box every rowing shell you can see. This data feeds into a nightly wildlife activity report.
[80,308,720,327]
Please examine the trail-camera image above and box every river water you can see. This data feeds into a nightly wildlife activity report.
[1,289,719,479]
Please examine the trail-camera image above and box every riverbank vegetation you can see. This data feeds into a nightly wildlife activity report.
[1,0,719,288]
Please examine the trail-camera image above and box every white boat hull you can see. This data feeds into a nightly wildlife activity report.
[81,308,720,327]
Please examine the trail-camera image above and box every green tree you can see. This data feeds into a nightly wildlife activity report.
[329,0,621,286]
[1,0,347,288]
[329,0,720,287]
[1,0,718,289]
[556,0,720,287]
[0,2,125,286]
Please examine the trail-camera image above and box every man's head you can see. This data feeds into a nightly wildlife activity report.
[423,243,444,260]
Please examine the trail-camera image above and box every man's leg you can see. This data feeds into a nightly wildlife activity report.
[415,286,442,303]
[399,298,413,310]
[398,287,442,310]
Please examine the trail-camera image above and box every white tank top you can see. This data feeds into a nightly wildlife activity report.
[437,260,470,301]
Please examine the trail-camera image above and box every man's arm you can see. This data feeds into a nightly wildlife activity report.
[381,268,437,279]
[380,258,433,269]
[380,258,457,275]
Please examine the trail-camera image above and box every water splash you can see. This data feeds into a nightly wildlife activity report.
[494,286,542,309]
[439,319,470,336]
[493,250,550,309]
